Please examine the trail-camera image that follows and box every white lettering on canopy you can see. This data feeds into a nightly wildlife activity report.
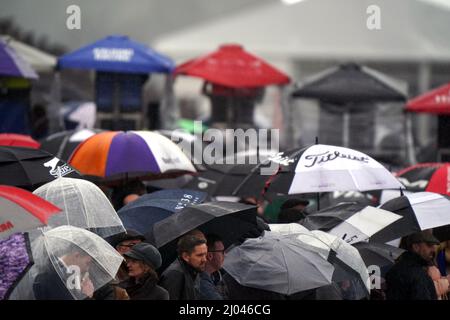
[93,48,134,62]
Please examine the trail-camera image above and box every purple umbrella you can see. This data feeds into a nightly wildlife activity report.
[0,233,33,300]
[0,39,38,79]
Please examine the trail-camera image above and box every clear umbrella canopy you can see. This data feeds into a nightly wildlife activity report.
[11,225,123,300]
[32,177,125,238]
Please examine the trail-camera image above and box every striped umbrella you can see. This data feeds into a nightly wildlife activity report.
[68,131,196,181]
[0,38,38,79]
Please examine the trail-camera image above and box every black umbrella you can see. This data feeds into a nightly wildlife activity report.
[371,191,450,243]
[185,160,273,198]
[353,242,404,274]
[301,202,401,245]
[39,129,102,162]
[0,146,81,190]
[148,201,258,249]
[291,63,407,103]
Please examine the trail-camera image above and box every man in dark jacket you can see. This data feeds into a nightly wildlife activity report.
[159,235,207,300]
[385,231,440,300]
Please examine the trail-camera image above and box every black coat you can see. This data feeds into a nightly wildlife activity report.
[385,251,437,300]
[121,274,169,300]
[159,258,201,300]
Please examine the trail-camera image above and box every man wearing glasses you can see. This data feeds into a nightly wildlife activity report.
[112,230,146,281]
[199,234,227,300]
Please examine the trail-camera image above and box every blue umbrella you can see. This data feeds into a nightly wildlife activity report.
[117,189,208,236]
[0,39,38,79]
[58,35,174,74]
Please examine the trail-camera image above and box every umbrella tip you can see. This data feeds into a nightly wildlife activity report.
[400,188,404,196]
[315,137,319,144]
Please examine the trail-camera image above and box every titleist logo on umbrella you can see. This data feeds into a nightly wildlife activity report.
[303,151,370,168]
[43,158,75,178]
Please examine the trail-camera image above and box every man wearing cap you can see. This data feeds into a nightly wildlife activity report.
[111,230,146,282]
[120,243,169,300]
[385,231,441,300]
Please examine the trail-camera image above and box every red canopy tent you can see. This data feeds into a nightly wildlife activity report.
[405,83,450,162]
[174,44,290,129]
[174,44,290,88]
[406,83,450,114]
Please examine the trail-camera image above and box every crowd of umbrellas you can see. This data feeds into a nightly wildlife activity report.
[1,129,450,301]
[2,33,450,301]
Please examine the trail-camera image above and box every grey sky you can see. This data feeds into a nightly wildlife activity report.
[0,0,270,50]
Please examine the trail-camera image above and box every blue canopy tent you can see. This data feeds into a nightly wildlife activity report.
[57,35,175,130]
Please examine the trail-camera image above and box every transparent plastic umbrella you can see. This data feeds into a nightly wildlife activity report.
[32,177,125,238]
[11,225,123,300]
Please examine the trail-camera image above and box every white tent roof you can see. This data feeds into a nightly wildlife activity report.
[1,35,57,72]
[154,0,450,62]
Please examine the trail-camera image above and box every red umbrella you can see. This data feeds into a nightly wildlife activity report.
[0,134,40,149]
[174,44,290,88]
[406,83,450,114]
[396,163,450,196]
[0,185,60,239]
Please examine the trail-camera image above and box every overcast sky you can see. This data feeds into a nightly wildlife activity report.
[0,0,271,50]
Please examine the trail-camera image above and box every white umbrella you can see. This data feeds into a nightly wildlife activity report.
[287,144,404,194]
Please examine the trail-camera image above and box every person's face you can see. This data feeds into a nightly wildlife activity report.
[182,244,208,271]
[126,258,149,279]
[75,254,93,274]
[116,239,142,255]
[207,241,225,272]
[412,242,437,262]
[123,194,140,206]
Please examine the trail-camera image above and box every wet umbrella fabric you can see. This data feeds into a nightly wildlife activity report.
[58,35,174,74]
[353,242,404,273]
[301,203,401,245]
[223,230,369,297]
[13,226,123,300]
[32,177,125,239]
[0,38,38,79]
[235,144,403,197]
[40,129,101,161]
[0,185,60,239]
[148,201,257,249]
[371,192,450,243]
[396,163,450,196]
[291,63,407,103]
[175,44,290,88]
[406,82,450,114]
[0,146,81,189]
[0,134,40,149]
[68,131,196,181]
[117,189,208,236]
[0,233,33,300]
